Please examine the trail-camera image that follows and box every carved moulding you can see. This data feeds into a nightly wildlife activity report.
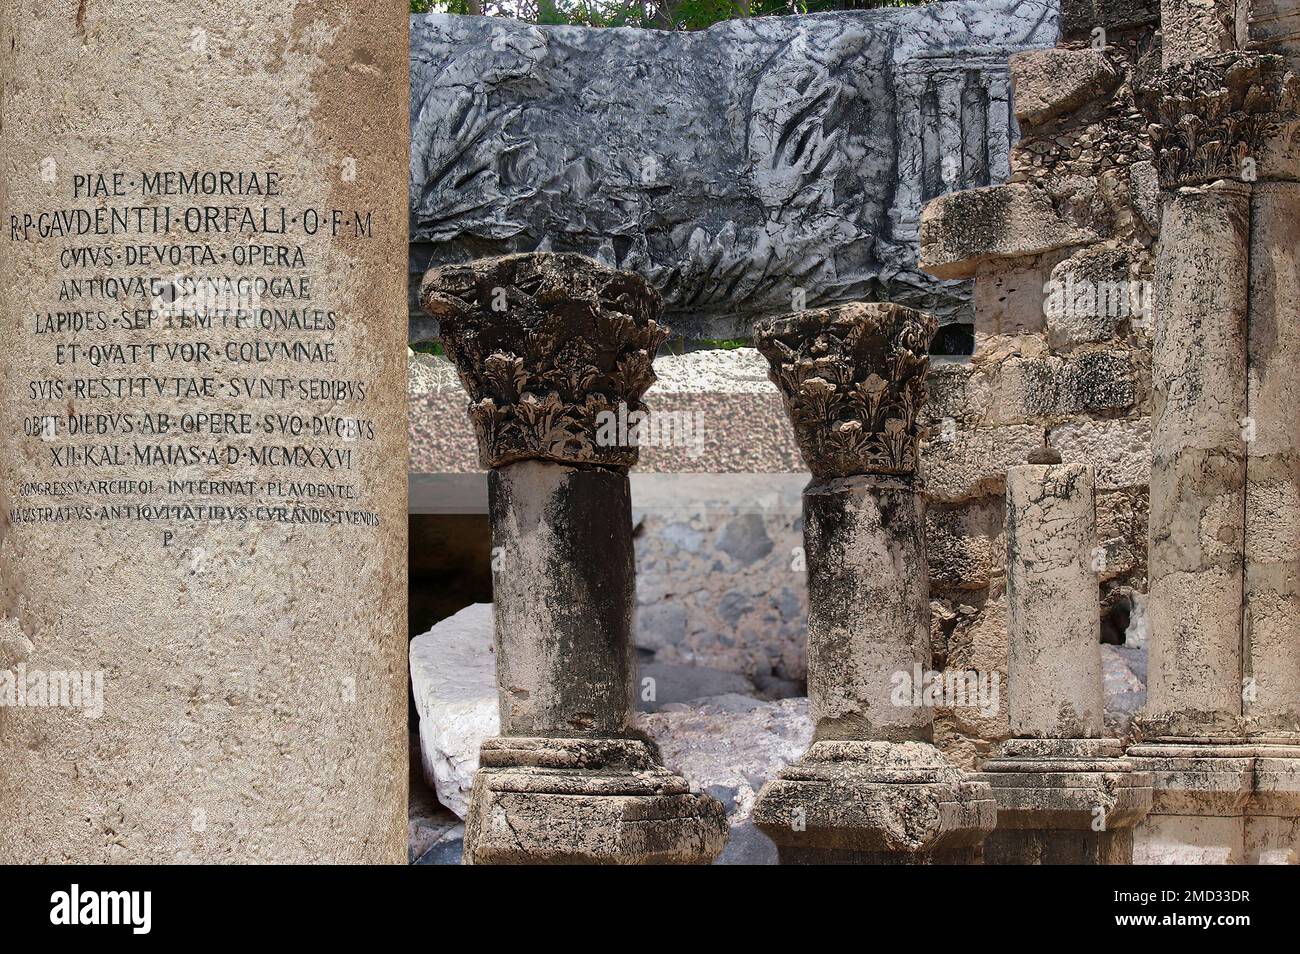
[753,302,937,480]
[1141,52,1300,188]
[420,252,667,470]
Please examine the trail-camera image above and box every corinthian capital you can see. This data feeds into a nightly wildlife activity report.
[754,302,936,480]
[420,252,667,470]
[1140,52,1300,189]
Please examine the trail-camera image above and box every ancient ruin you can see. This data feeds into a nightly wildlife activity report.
[749,303,996,863]
[1,0,1295,877]
[420,253,728,863]
[1123,0,1300,865]
[408,0,1300,867]
[978,456,1152,864]
[0,0,411,863]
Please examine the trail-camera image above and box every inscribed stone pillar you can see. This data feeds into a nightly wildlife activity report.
[0,1,410,862]
[1131,29,1300,864]
[420,251,728,865]
[751,303,995,864]
[980,459,1151,865]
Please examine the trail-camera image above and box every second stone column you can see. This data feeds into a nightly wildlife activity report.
[979,455,1151,864]
[421,252,728,865]
[751,303,995,863]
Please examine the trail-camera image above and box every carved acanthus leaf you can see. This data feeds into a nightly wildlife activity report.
[1140,53,1300,188]
[754,303,936,479]
[421,252,668,469]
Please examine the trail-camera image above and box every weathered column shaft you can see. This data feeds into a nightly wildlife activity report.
[489,462,634,737]
[1244,182,1300,737]
[1132,35,1300,863]
[0,0,409,863]
[1005,463,1104,738]
[935,73,966,191]
[805,476,930,744]
[889,72,926,239]
[982,459,1150,865]
[421,252,727,865]
[1145,181,1251,739]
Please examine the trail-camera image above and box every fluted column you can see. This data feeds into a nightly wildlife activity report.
[751,303,995,864]
[420,252,727,865]
[979,454,1152,864]
[1130,23,1300,864]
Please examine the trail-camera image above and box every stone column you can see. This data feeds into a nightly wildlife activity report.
[1130,26,1300,863]
[889,71,927,243]
[985,71,1013,183]
[0,1,410,868]
[979,455,1151,864]
[751,303,995,864]
[0,1,410,863]
[419,252,728,865]
[936,73,966,193]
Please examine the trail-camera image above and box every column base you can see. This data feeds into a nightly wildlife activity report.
[463,737,728,865]
[977,738,1152,864]
[1127,740,1300,864]
[752,740,996,864]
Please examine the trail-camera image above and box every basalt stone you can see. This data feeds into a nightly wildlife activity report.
[715,513,775,566]
[408,2,1060,339]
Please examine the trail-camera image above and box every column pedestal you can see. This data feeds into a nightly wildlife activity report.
[1128,742,1300,864]
[982,739,1151,864]
[756,739,994,864]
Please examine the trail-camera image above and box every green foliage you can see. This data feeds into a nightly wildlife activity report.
[411,0,926,30]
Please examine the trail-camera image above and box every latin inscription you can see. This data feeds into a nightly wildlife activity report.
[7,168,383,535]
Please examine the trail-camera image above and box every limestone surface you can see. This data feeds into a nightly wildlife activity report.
[421,252,666,470]
[1011,48,1120,127]
[0,0,411,863]
[754,303,937,479]
[410,603,498,818]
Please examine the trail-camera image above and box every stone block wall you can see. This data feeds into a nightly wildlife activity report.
[920,0,1162,764]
